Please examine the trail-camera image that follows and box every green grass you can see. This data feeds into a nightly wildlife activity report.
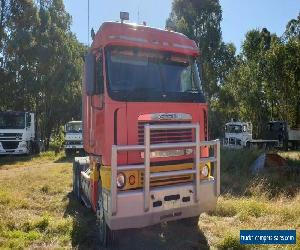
[199,148,300,249]
[0,154,98,249]
[0,151,66,170]
[0,149,299,249]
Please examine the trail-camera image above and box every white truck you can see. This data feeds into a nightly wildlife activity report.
[0,111,40,155]
[223,121,278,149]
[64,121,84,156]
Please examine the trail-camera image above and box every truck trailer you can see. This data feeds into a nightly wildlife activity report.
[0,111,40,155]
[265,121,300,150]
[73,17,220,246]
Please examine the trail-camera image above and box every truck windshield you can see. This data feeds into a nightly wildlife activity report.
[106,46,205,102]
[66,122,82,133]
[0,112,25,129]
[225,125,243,133]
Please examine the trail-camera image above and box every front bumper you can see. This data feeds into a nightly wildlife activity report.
[0,142,28,155]
[65,145,84,149]
[105,124,220,231]
[105,180,217,230]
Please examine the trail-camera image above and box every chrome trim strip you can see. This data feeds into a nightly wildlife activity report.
[111,145,117,216]
[195,123,200,202]
[144,124,150,212]
[150,169,196,178]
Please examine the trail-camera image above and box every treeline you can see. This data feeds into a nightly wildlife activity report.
[0,0,299,146]
[0,0,85,148]
[168,0,300,138]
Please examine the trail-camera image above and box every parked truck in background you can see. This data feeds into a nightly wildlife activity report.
[0,111,40,155]
[223,120,278,149]
[64,121,84,156]
[73,14,220,246]
[265,121,300,150]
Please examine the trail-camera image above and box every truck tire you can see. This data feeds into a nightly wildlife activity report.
[72,160,81,200]
[25,141,32,156]
[96,179,115,247]
[73,157,90,201]
[32,141,40,155]
[65,149,73,158]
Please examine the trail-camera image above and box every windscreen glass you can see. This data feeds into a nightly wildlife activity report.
[0,113,25,129]
[106,46,205,102]
[66,122,82,133]
[225,125,243,133]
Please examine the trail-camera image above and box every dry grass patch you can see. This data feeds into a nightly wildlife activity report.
[199,149,300,249]
[0,157,82,249]
[0,151,65,170]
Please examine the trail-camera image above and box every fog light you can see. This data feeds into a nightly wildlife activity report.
[201,165,209,177]
[129,175,135,185]
[116,172,125,188]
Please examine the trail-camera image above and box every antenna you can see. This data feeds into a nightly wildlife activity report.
[137,0,141,24]
[88,0,90,46]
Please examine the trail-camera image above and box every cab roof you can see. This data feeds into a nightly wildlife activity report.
[225,121,251,126]
[0,111,32,115]
[91,22,199,56]
[67,121,82,124]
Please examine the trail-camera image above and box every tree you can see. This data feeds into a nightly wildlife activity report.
[167,0,236,99]
[219,18,300,136]
[167,0,237,138]
[284,13,300,41]
[0,0,85,149]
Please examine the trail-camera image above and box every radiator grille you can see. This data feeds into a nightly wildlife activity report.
[1,141,19,150]
[138,121,193,145]
[0,133,22,141]
[140,172,193,188]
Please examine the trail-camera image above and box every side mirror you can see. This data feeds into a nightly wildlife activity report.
[85,52,96,96]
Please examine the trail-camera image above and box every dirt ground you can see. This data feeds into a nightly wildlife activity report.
[0,151,299,249]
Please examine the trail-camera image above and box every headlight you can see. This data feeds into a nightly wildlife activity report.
[201,165,209,177]
[19,142,27,148]
[116,172,125,188]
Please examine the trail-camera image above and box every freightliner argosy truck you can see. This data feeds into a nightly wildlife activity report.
[73,15,220,246]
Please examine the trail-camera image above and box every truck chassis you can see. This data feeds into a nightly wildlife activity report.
[73,123,220,245]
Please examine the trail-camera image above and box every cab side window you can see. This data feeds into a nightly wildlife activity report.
[26,113,31,127]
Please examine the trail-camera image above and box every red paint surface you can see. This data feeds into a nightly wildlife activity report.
[83,22,208,166]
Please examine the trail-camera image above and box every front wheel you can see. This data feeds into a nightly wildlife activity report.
[72,160,81,200]
[65,149,73,158]
[96,182,115,247]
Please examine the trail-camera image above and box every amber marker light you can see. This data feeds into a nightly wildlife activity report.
[129,175,135,185]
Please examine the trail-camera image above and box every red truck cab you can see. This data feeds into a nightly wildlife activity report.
[73,21,220,246]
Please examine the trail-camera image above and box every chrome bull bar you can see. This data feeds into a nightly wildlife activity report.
[111,123,220,216]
